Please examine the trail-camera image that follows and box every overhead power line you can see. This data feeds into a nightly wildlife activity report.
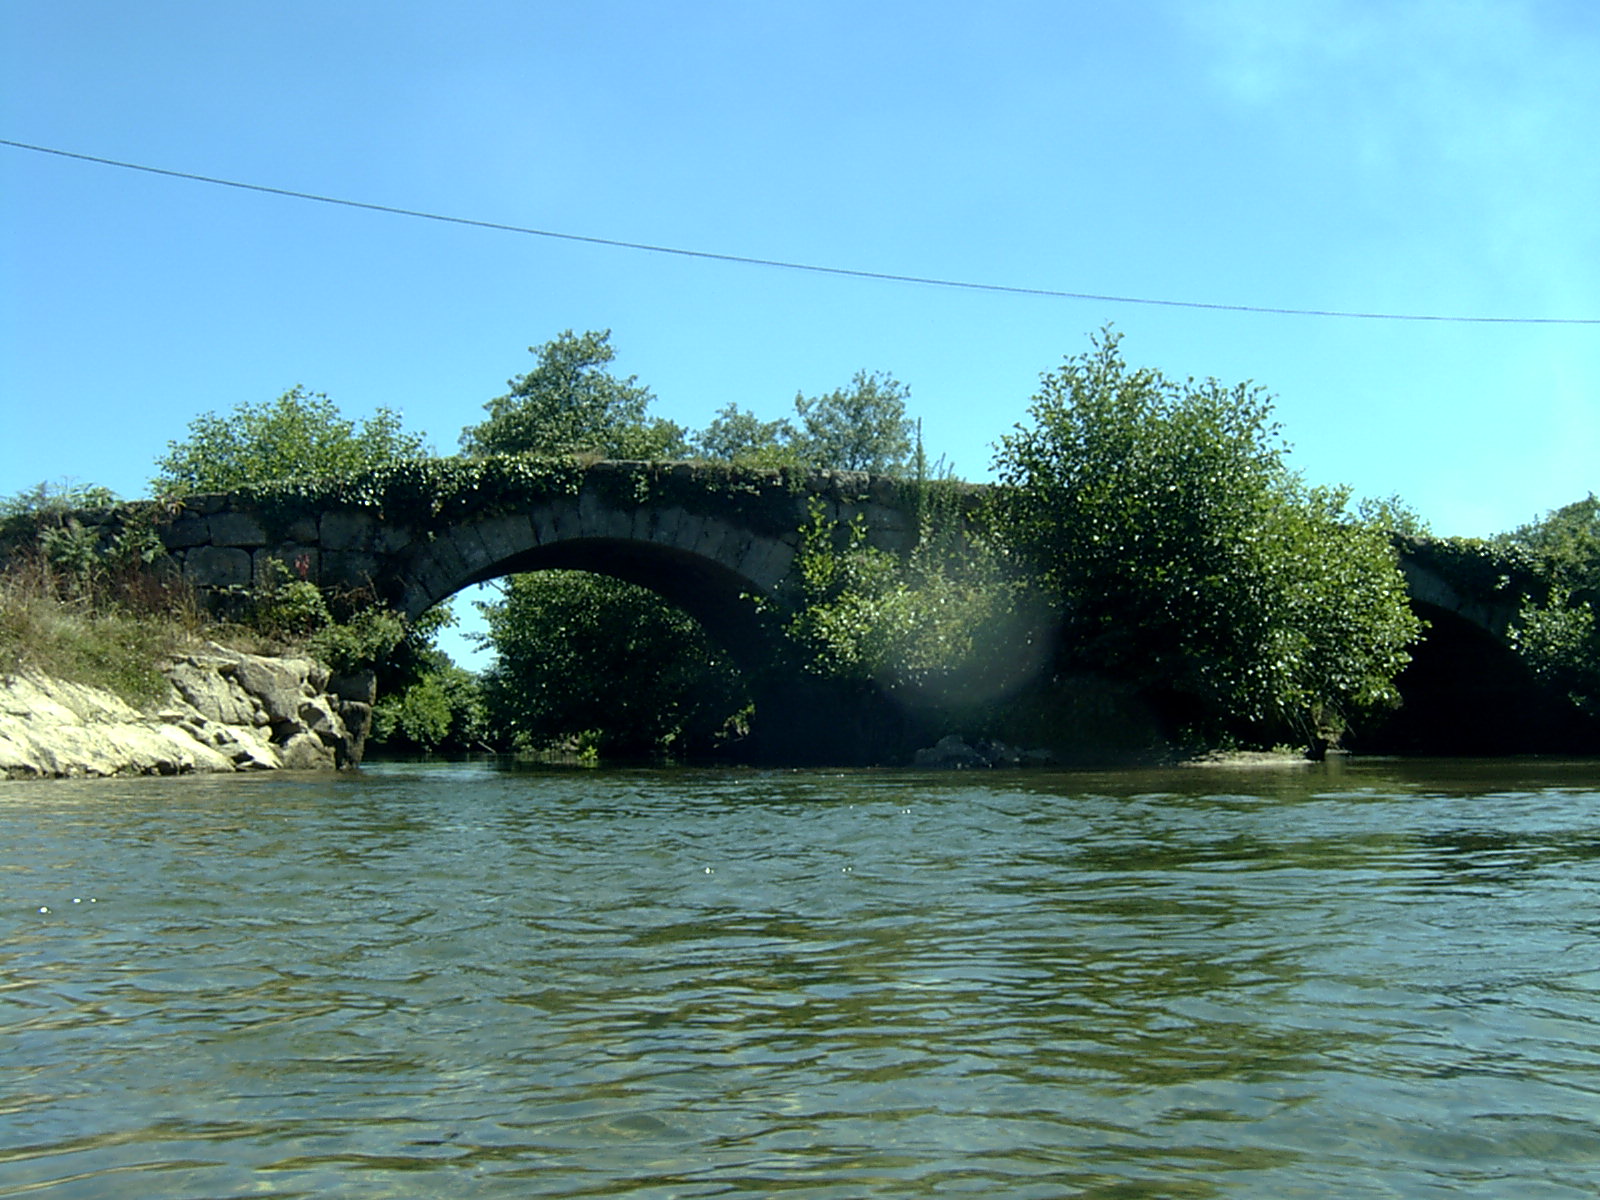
[4,137,1597,326]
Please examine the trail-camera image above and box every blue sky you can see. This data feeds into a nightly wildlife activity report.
[4,0,1597,663]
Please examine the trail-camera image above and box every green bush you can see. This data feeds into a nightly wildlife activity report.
[992,328,1420,745]
[776,502,1032,714]
[1501,495,1600,716]
[370,662,488,752]
[478,570,749,759]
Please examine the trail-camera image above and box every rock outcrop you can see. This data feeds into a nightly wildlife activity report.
[0,643,372,780]
[911,734,1055,769]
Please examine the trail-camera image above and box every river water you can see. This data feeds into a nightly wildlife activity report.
[3,757,1599,1198]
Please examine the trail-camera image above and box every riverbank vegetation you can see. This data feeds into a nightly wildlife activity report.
[3,327,1594,761]
[992,329,1420,748]
[1499,493,1600,719]
[0,482,194,705]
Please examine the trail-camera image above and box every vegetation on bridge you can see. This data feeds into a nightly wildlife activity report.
[3,326,1595,761]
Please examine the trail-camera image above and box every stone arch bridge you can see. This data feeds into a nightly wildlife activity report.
[152,462,1522,646]
[12,460,1574,757]
[157,461,940,683]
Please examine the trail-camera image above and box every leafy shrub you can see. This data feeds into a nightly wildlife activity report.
[478,570,749,759]
[992,327,1421,744]
[370,662,488,752]
[1501,495,1600,717]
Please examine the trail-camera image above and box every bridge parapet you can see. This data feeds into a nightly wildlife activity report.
[1,465,1531,655]
[115,459,961,618]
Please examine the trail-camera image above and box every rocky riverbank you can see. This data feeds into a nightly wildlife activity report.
[0,643,372,780]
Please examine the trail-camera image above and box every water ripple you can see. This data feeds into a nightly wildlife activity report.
[2,759,1598,1197]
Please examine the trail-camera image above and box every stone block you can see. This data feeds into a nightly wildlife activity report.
[578,489,635,540]
[254,546,319,586]
[168,660,257,725]
[692,516,734,563]
[552,497,584,541]
[471,513,536,564]
[183,545,252,589]
[529,503,560,546]
[630,504,655,542]
[862,500,914,534]
[278,730,336,771]
[375,521,415,553]
[433,529,479,582]
[321,550,379,591]
[232,656,309,723]
[652,506,692,549]
[160,516,211,549]
[409,550,463,607]
[321,510,376,551]
[397,580,433,619]
[208,512,268,547]
[185,494,228,516]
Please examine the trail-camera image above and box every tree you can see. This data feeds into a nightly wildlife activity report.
[477,571,748,758]
[691,403,803,468]
[691,370,918,474]
[151,386,430,495]
[460,329,686,459]
[992,328,1420,745]
[150,387,473,740]
[370,650,488,752]
[793,370,915,472]
[776,502,1031,714]
[1501,494,1600,596]
[1500,494,1600,718]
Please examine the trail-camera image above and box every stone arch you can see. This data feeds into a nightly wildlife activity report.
[382,496,800,678]
[1397,557,1522,644]
[1359,600,1583,755]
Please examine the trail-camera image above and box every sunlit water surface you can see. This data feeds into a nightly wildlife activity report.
[3,757,1599,1198]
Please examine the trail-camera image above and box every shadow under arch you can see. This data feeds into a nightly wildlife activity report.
[1356,601,1592,755]
[454,535,785,682]
[423,536,911,765]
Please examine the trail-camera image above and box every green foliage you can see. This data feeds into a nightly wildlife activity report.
[371,657,488,751]
[2,480,179,610]
[477,571,748,759]
[1501,494,1600,596]
[691,370,918,475]
[152,386,431,495]
[241,557,407,674]
[0,592,176,706]
[1359,494,1431,537]
[0,481,197,705]
[1511,592,1598,718]
[234,454,588,536]
[776,502,1035,719]
[692,404,805,468]
[1501,494,1600,716]
[992,327,1421,742]
[366,606,490,753]
[1,479,118,524]
[305,608,409,676]
[247,559,332,640]
[461,329,687,459]
[793,370,915,473]
[148,387,453,682]
[779,506,906,683]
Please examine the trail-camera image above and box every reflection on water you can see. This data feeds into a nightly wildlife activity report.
[3,758,1599,1197]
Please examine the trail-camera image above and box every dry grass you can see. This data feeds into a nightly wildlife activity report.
[0,552,203,707]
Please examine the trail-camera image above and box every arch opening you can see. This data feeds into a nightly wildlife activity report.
[443,540,782,761]
[1358,601,1588,754]
[455,536,783,681]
